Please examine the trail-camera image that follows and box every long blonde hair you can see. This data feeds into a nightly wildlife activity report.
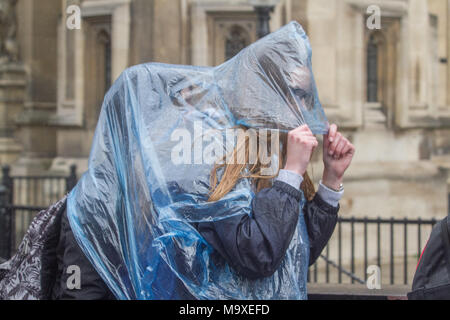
[208,127,315,202]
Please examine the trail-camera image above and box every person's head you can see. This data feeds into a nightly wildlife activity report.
[256,49,316,113]
[225,38,321,132]
[208,126,316,202]
[207,51,318,202]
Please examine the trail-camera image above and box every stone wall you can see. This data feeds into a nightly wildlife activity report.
[2,0,449,219]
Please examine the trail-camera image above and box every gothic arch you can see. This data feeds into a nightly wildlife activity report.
[225,24,251,61]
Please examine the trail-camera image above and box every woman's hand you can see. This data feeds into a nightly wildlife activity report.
[322,124,355,190]
[284,125,318,176]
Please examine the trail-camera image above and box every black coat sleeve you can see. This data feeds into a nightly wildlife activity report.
[197,180,303,280]
[197,181,339,279]
[303,193,339,266]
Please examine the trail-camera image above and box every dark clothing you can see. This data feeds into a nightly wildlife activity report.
[48,180,338,299]
[49,209,116,300]
[197,180,339,279]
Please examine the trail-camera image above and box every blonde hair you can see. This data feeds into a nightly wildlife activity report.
[208,127,316,202]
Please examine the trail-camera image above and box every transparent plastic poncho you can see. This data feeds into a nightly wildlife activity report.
[67,21,329,300]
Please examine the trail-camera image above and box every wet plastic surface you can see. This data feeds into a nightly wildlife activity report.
[67,21,327,300]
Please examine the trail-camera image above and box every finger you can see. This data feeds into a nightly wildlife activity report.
[335,139,347,157]
[328,133,342,155]
[342,143,356,159]
[340,142,352,156]
[303,141,319,150]
[309,140,319,151]
[303,137,318,148]
[293,124,309,132]
[299,133,314,139]
[328,124,338,143]
[290,134,313,144]
[297,132,314,140]
[347,143,356,156]
[302,136,318,143]
[297,124,312,134]
[308,137,319,146]
[289,127,308,138]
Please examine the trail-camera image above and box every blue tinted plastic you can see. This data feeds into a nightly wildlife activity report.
[67,21,326,300]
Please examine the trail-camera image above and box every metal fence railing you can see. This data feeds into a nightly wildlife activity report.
[1,165,78,207]
[0,164,443,286]
[308,217,438,285]
[0,165,78,259]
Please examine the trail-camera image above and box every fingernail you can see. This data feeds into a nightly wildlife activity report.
[329,138,333,143]
[329,151,333,156]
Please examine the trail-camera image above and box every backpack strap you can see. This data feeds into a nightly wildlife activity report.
[440,217,450,280]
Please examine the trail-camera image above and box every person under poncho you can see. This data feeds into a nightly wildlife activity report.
[66,21,332,300]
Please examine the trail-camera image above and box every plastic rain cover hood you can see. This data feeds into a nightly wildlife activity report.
[67,21,328,300]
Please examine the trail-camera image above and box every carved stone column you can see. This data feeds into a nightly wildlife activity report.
[12,0,61,175]
[0,0,24,165]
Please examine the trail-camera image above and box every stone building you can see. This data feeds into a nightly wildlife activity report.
[1,0,449,222]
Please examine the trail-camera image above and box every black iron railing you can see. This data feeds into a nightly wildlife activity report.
[0,164,443,286]
[0,165,78,259]
[308,216,438,285]
[1,165,77,207]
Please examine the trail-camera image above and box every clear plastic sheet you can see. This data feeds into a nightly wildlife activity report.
[67,21,328,300]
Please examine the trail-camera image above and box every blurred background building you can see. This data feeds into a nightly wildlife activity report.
[0,0,450,284]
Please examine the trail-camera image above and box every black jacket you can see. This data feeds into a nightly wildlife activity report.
[196,180,339,279]
[46,180,338,299]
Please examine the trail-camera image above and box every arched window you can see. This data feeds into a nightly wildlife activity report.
[83,17,112,131]
[367,33,379,102]
[225,25,250,61]
[97,29,112,93]
[364,19,400,128]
